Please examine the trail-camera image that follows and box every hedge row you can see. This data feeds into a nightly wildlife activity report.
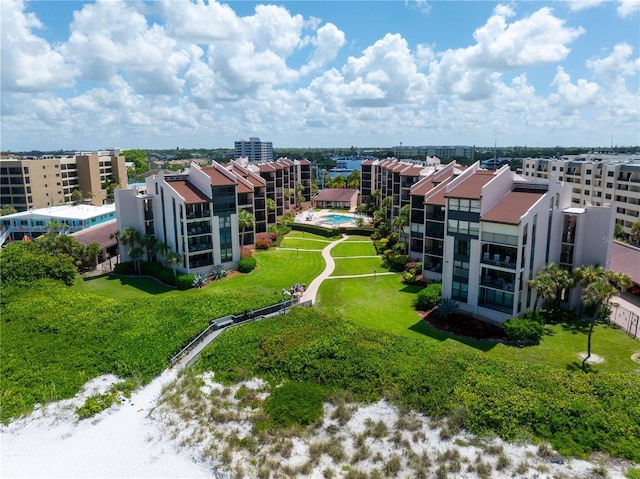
[290,223,374,238]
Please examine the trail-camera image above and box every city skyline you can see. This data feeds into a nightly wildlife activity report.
[1,0,639,151]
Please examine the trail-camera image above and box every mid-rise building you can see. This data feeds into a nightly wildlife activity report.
[0,149,127,211]
[234,137,274,163]
[392,145,474,161]
[522,154,640,233]
[408,163,614,323]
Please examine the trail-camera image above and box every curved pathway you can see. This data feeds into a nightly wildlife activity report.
[301,235,349,304]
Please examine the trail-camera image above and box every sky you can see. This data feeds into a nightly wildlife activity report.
[1,0,639,152]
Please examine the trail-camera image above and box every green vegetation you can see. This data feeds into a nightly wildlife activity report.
[263,381,325,428]
[414,282,442,311]
[279,237,329,250]
[198,308,640,461]
[0,279,279,423]
[330,257,383,276]
[330,240,377,257]
[237,256,257,273]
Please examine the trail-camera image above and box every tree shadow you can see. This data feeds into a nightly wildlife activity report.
[560,320,592,335]
[408,318,500,352]
[566,361,599,374]
[100,275,172,294]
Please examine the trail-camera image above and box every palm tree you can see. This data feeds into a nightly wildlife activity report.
[311,184,319,207]
[373,189,382,209]
[528,263,573,312]
[321,168,328,189]
[141,233,157,263]
[101,177,120,203]
[238,209,255,247]
[164,250,183,280]
[266,198,276,212]
[85,242,102,270]
[393,204,410,243]
[129,245,144,275]
[110,230,122,263]
[630,220,640,245]
[574,264,631,370]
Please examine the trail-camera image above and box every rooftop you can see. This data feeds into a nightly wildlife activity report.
[481,191,546,225]
[314,188,359,202]
[445,170,495,199]
[167,180,210,204]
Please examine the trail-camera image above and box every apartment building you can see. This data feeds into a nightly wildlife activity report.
[234,137,274,163]
[0,150,127,211]
[392,145,474,161]
[522,154,640,234]
[408,163,614,323]
[115,157,312,274]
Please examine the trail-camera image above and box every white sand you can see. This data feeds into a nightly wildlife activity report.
[1,370,634,479]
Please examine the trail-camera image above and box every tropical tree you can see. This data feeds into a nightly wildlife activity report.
[46,219,69,234]
[101,177,120,203]
[71,189,83,204]
[238,209,255,247]
[346,169,361,189]
[266,198,276,213]
[164,250,183,280]
[141,233,157,262]
[573,264,631,369]
[321,168,328,188]
[110,230,122,262]
[310,184,319,206]
[631,220,640,245]
[393,204,411,243]
[84,242,102,269]
[0,205,17,216]
[373,189,382,209]
[327,175,346,189]
[528,263,574,312]
[129,245,144,275]
[614,222,625,240]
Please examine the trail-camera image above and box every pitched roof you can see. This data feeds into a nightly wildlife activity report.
[314,188,359,202]
[201,165,236,186]
[255,163,276,173]
[424,181,450,206]
[400,165,425,177]
[610,242,640,285]
[445,170,494,199]
[410,167,453,196]
[296,159,311,165]
[481,191,545,225]
[168,180,210,203]
[71,220,118,249]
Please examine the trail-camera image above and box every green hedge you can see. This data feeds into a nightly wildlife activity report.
[414,282,442,310]
[290,223,340,238]
[504,318,544,342]
[237,256,257,273]
[176,274,194,290]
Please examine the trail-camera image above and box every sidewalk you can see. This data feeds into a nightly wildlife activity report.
[301,235,349,304]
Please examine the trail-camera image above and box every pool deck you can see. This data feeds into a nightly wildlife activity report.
[295,209,369,228]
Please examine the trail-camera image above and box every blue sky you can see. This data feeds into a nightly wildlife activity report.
[1,0,638,151]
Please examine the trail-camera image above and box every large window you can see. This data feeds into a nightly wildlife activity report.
[448,198,480,212]
[448,219,479,236]
[452,281,468,301]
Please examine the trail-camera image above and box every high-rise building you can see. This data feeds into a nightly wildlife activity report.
[0,149,127,211]
[234,137,273,163]
[521,154,640,234]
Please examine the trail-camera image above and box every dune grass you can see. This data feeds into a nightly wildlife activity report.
[330,257,384,276]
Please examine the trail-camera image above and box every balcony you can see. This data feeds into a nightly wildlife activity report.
[424,256,442,273]
[480,246,517,269]
[480,268,516,292]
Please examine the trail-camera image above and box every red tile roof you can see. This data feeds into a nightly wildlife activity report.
[255,163,276,172]
[610,242,640,285]
[361,159,376,166]
[424,182,449,206]
[481,191,545,225]
[315,188,359,202]
[236,175,253,194]
[297,159,311,165]
[445,170,494,199]
[169,180,210,203]
[400,165,425,177]
[201,165,236,186]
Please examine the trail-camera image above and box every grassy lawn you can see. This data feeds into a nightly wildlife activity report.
[330,240,377,257]
[279,237,329,250]
[316,275,640,373]
[285,231,337,241]
[342,235,373,242]
[74,274,175,298]
[330,257,384,276]
[206,249,325,294]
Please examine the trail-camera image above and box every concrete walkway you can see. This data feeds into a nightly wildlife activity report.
[301,235,349,304]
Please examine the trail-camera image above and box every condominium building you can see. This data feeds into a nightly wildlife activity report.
[408,163,614,323]
[115,158,312,274]
[521,154,640,233]
[234,137,274,163]
[0,149,127,211]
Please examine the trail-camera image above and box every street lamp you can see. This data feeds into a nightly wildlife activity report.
[373,268,377,281]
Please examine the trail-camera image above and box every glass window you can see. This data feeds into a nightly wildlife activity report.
[459,221,468,234]
[449,198,459,210]
[470,200,480,213]
[469,222,479,236]
[460,199,470,211]
[448,219,458,233]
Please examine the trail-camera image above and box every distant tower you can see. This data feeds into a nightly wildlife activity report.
[234,137,273,163]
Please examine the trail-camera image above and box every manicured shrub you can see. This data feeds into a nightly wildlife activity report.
[141,261,163,276]
[256,232,277,250]
[387,232,399,248]
[238,256,257,273]
[383,253,410,272]
[402,271,416,284]
[240,247,253,258]
[415,283,442,310]
[176,274,194,290]
[263,381,324,428]
[113,261,135,275]
[157,267,177,286]
[504,317,544,342]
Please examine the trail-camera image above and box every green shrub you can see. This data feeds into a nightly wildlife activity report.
[415,283,442,310]
[0,243,77,286]
[140,261,163,276]
[77,393,116,419]
[176,274,194,290]
[157,267,177,286]
[263,381,324,428]
[626,468,640,479]
[238,256,257,273]
[402,271,416,284]
[113,261,134,275]
[540,306,578,324]
[290,223,337,238]
[504,317,544,342]
[383,253,410,272]
[387,232,399,248]
[521,309,545,324]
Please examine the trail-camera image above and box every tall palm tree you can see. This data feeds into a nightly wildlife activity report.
[238,209,255,247]
[141,233,157,262]
[85,242,102,270]
[164,250,183,280]
[321,168,328,189]
[266,198,276,212]
[129,245,144,275]
[393,204,410,243]
[574,264,631,369]
[110,230,122,263]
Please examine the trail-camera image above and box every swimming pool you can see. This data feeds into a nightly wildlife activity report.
[317,214,355,225]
